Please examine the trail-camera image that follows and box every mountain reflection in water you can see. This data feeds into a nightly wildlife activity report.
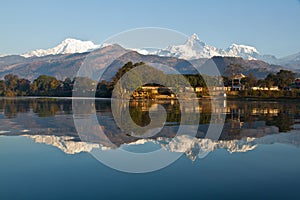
[0,97,299,160]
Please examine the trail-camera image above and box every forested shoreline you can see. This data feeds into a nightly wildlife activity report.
[1,61,300,98]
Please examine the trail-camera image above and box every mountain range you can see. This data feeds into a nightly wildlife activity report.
[0,45,286,81]
[154,33,263,60]
[7,33,297,69]
[0,34,299,81]
[145,33,299,69]
[7,125,300,161]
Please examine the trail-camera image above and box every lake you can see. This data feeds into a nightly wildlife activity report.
[1,97,300,199]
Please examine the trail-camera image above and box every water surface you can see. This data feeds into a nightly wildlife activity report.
[1,97,300,199]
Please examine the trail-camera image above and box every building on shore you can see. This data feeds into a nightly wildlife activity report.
[251,86,279,91]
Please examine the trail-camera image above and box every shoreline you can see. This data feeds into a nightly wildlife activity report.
[226,96,300,101]
[1,95,300,101]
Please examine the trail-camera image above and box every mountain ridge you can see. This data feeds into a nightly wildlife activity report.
[0,34,299,70]
[0,45,286,81]
[21,38,101,58]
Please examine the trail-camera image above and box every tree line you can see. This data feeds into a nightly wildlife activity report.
[0,61,299,98]
[0,61,210,97]
[0,74,73,97]
[236,70,300,98]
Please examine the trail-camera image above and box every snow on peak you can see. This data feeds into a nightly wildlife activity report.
[184,33,206,48]
[0,53,10,58]
[25,135,100,154]
[22,38,101,58]
[152,34,263,61]
[185,33,201,45]
[190,33,200,41]
[157,33,224,60]
[229,43,259,52]
[18,34,267,62]
[123,135,257,161]
[227,43,260,59]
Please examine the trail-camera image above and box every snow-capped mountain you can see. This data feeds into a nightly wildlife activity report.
[19,34,265,61]
[26,135,101,154]
[226,43,260,60]
[22,38,101,58]
[1,34,297,69]
[156,33,228,60]
[26,128,300,161]
[153,33,264,61]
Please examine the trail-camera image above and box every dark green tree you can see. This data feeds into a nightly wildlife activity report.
[16,78,31,95]
[31,75,61,96]
[276,70,295,89]
[4,74,19,95]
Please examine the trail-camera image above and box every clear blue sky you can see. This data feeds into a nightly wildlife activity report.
[1,0,300,57]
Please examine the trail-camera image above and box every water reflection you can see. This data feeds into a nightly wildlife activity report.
[0,97,300,160]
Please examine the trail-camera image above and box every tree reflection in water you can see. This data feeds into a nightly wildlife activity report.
[0,98,299,145]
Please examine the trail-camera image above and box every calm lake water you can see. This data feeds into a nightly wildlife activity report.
[1,97,300,199]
